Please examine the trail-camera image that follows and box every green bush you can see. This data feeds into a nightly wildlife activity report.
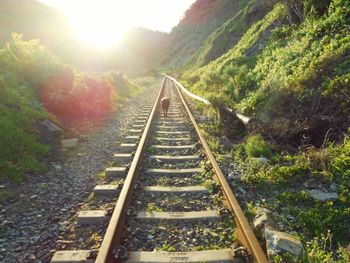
[244,134,274,158]
[184,0,350,138]
[0,59,49,182]
[0,34,142,183]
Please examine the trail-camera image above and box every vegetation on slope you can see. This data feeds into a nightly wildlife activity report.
[185,0,349,145]
[184,2,285,104]
[189,0,279,68]
[0,34,141,183]
[162,0,241,68]
[179,0,350,260]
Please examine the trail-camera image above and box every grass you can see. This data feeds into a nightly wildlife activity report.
[198,101,350,261]
[0,189,16,203]
[146,146,156,155]
[190,0,261,68]
[177,0,350,260]
[146,203,163,212]
[233,134,350,259]
[244,133,274,158]
[0,34,143,184]
[157,243,176,252]
[156,177,172,186]
[94,171,108,183]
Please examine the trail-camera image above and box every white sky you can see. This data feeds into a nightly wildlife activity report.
[39,0,196,33]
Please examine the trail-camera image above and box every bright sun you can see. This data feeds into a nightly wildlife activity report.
[40,0,197,49]
[64,1,131,48]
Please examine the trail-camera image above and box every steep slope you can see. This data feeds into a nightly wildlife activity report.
[190,0,278,68]
[184,0,350,145]
[0,0,78,56]
[162,0,240,68]
[177,2,350,261]
[185,3,286,102]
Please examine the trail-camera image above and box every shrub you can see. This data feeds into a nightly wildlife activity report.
[244,134,274,158]
[0,61,49,182]
[0,35,138,182]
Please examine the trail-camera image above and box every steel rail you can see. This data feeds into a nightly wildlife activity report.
[95,78,166,263]
[170,77,268,263]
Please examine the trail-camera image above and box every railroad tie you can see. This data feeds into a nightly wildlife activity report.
[113,153,133,163]
[93,184,119,196]
[77,210,109,225]
[124,135,141,143]
[120,143,137,152]
[146,168,202,176]
[104,167,127,177]
[148,155,200,163]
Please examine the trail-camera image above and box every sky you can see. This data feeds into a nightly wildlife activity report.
[38,0,196,47]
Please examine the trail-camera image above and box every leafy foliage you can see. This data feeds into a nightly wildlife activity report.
[0,34,140,182]
[244,134,274,158]
[178,0,350,260]
[236,136,350,246]
[0,36,51,182]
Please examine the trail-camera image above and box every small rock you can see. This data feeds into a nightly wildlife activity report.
[308,189,338,202]
[330,183,338,192]
[228,173,235,181]
[54,165,62,172]
[253,208,278,239]
[265,227,304,260]
[147,235,154,240]
[303,179,321,188]
[61,138,79,149]
[30,195,38,199]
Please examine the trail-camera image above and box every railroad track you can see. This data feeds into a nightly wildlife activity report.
[51,78,268,263]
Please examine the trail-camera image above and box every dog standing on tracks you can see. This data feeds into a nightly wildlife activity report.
[160,97,171,117]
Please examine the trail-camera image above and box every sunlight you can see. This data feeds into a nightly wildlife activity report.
[39,0,197,49]
[63,1,131,48]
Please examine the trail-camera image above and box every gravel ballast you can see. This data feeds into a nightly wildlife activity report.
[0,80,158,263]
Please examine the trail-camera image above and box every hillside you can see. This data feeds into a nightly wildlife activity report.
[184,0,349,145]
[175,0,350,261]
[0,34,142,183]
[0,0,79,59]
[109,28,168,74]
[189,0,279,68]
[0,0,168,73]
[162,0,240,68]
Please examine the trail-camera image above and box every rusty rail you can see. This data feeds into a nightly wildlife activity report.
[95,78,166,263]
[95,76,267,262]
[170,77,268,263]
[164,74,251,125]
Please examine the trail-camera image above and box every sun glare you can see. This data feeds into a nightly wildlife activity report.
[40,0,197,49]
[64,1,131,48]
